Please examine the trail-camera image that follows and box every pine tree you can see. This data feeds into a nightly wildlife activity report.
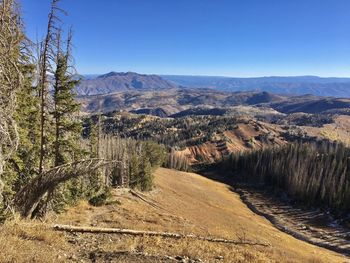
[139,155,153,191]
[0,0,25,210]
[6,60,40,194]
[52,29,82,166]
[129,152,140,187]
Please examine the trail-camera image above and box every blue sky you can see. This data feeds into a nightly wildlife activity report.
[20,0,350,77]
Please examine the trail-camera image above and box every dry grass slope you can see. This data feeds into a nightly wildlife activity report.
[0,168,348,262]
[0,220,71,263]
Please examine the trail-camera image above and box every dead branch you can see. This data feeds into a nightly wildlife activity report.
[129,189,165,211]
[53,224,270,247]
[14,159,118,218]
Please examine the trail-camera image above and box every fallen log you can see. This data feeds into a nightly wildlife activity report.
[53,224,270,247]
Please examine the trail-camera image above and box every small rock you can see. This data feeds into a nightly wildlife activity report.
[215,255,224,260]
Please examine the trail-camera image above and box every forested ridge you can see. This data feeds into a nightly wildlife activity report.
[221,141,350,213]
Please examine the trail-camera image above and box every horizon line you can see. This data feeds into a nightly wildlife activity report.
[80,71,350,79]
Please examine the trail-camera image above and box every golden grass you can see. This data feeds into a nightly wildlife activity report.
[86,234,273,263]
[51,168,348,262]
[1,168,348,262]
[0,220,71,263]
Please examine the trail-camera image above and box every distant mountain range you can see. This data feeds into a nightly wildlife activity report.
[162,75,350,98]
[76,72,350,98]
[76,72,178,95]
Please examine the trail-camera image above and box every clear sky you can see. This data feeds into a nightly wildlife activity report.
[20,0,350,77]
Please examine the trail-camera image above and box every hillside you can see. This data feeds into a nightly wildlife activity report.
[163,75,350,98]
[76,72,178,95]
[85,112,324,165]
[3,168,345,262]
[270,97,350,114]
[78,88,350,118]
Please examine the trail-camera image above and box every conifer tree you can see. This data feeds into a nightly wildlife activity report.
[129,152,140,186]
[6,60,40,194]
[0,0,24,208]
[52,29,81,166]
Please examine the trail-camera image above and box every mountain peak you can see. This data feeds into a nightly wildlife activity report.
[77,72,178,95]
[97,71,139,79]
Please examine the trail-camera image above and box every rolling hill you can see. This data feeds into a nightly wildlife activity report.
[78,89,286,114]
[78,88,350,117]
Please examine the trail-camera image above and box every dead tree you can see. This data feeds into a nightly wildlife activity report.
[38,0,61,174]
[14,159,118,218]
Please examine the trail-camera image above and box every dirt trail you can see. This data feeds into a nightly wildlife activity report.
[55,168,348,262]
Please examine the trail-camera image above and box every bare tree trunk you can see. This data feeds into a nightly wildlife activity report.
[53,29,61,167]
[38,0,59,174]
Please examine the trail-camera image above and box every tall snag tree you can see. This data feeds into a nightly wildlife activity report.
[0,0,24,209]
[38,0,60,174]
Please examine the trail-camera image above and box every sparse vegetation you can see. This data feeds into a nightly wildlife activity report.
[94,135,166,191]
[165,148,190,172]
